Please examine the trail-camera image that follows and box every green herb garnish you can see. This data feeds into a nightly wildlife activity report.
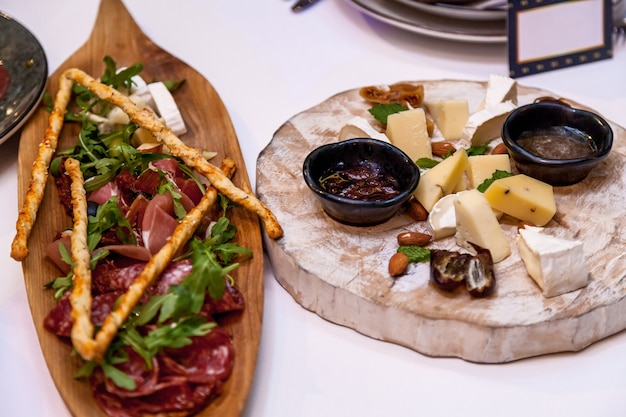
[397,245,431,263]
[368,103,407,124]
[477,169,514,192]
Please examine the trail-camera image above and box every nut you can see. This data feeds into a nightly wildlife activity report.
[491,143,509,155]
[397,231,431,246]
[388,252,410,277]
[405,198,428,221]
[431,141,456,157]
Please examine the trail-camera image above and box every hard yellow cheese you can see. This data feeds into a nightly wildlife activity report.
[454,189,510,263]
[413,148,468,212]
[483,174,556,226]
[466,154,511,189]
[425,99,469,141]
[386,108,432,161]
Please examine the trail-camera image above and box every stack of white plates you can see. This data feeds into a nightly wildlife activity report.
[345,0,507,43]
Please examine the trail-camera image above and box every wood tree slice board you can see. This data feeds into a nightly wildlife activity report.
[256,79,626,363]
[16,0,263,415]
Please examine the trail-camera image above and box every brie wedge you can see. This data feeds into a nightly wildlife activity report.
[482,74,518,108]
[339,116,389,142]
[427,193,458,240]
[517,226,589,297]
[462,100,516,146]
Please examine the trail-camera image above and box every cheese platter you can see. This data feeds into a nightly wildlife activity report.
[256,78,626,363]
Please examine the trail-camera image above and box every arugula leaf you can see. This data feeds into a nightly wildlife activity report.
[368,103,407,125]
[87,197,136,250]
[477,169,513,192]
[158,183,187,220]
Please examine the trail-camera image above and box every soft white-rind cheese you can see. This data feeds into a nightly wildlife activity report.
[427,193,458,240]
[517,226,589,298]
[461,100,516,146]
[339,116,389,142]
[482,74,518,108]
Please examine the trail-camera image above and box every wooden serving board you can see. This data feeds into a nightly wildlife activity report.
[16,0,263,415]
[256,80,626,363]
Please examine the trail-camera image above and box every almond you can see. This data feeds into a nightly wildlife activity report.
[388,252,410,277]
[397,231,431,246]
[491,143,508,155]
[431,141,456,157]
[405,198,428,221]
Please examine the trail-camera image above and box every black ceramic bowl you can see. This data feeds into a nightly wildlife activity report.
[303,138,420,226]
[502,101,613,186]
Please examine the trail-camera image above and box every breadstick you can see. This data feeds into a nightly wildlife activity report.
[63,68,283,239]
[64,158,98,360]
[10,75,74,261]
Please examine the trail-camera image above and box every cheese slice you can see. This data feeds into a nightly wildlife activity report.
[466,154,512,189]
[339,116,389,142]
[386,108,432,161]
[482,74,518,108]
[413,148,468,212]
[424,99,469,141]
[462,100,516,146]
[517,226,589,297]
[454,189,510,263]
[483,174,556,226]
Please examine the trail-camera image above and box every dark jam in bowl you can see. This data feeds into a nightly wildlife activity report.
[319,160,401,201]
[516,126,597,160]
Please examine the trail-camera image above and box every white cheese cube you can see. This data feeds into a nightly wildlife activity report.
[454,189,510,263]
[517,226,589,297]
[424,99,469,141]
[413,148,468,212]
[466,154,512,189]
[386,108,432,162]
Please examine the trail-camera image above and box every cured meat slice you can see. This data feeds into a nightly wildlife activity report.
[91,330,234,417]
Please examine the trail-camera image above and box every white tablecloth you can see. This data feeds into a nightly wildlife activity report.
[1,1,625,416]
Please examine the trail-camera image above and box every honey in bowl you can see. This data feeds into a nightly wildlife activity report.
[516,126,597,160]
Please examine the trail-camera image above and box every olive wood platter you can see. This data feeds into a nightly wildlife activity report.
[256,80,626,363]
[16,0,263,415]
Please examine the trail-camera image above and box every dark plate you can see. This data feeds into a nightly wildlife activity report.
[0,12,48,145]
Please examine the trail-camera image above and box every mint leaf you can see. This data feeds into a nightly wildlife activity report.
[368,103,407,125]
[416,158,439,169]
[477,169,514,192]
[397,245,431,263]
[466,143,490,156]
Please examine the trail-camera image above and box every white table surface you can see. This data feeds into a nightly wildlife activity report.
[1,1,626,416]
